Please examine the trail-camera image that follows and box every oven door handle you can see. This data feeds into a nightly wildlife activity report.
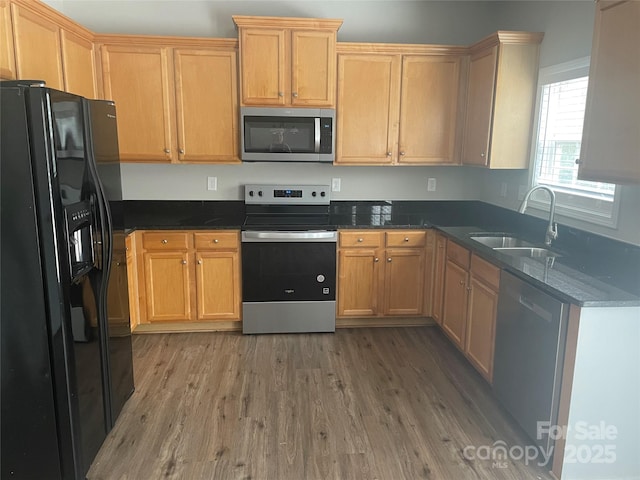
[242,231,337,242]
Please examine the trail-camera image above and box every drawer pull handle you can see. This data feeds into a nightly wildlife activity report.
[181,260,187,265]
[374,257,379,263]
[357,238,363,242]
[214,239,219,244]
[387,258,392,262]
[161,239,168,244]
[404,237,409,242]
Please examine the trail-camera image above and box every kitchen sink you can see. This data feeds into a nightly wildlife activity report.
[494,247,561,258]
[469,235,535,248]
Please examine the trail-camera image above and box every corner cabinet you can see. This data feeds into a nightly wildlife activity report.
[337,230,426,318]
[127,230,241,329]
[99,37,239,164]
[233,16,342,107]
[441,240,499,383]
[336,44,465,165]
[462,31,543,169]
[578,0,640,184]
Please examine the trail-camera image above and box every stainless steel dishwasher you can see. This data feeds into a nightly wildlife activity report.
[493,271,569,456]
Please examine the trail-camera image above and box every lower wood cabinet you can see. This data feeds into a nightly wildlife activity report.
[430,232,448,324]
[337,230,426,318]
[128,230,241,327]
[441,239,499,382]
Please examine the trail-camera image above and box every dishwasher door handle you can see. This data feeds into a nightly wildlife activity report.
[519,295,554,323]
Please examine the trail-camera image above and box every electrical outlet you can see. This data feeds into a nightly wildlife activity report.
[500,182,508,197]
[331,178,341,192]
[207,176,217,191]
[427,178,437,192]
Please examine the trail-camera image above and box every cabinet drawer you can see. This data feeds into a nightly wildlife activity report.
[194,231,239,250]
[471,254,500,290]
[142,232,189,250]
[339,231,383,248]
[386,230,426,248]
[446,241,470,269]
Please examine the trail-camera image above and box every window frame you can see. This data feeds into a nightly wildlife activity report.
[527,57,621,229]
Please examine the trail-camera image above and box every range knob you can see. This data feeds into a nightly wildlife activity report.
[258,190,263,197]
[312,191,317,197]
[249,190,254,197]
[320,191,326,197]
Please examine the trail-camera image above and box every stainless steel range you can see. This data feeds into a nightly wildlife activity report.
[241,184,337,334]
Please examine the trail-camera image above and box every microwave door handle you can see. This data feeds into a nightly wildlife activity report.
[314,117,320,153]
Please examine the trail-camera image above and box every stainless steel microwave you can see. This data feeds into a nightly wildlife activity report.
[240,107,335,162]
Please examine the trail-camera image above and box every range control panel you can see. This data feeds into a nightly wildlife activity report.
[244,184,330,205]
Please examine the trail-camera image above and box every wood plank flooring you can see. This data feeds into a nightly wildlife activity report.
[88,327,553,480]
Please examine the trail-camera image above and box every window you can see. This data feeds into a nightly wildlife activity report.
[529,58,620,227]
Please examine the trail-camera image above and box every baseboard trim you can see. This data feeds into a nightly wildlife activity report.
[337,316,435,329]
[133,321,242,334]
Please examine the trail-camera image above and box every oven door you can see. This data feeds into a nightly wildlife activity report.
[241,231,337,302]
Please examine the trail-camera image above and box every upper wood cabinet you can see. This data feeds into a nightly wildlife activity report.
[461,31,543,169]
[9,1,97,95]
[336,44,465,165]
[60,29,97,98]
[100,44,175,162]
[0,1,16,80]
[578,0,640,184]
[11,2,64,90]
[99,37,239,164]
[233,16,342,107]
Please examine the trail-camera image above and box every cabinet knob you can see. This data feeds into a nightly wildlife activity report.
[164,148,170,154]
[214,239,219,243]
[404,237,409,242]
[387,258,392,262]
[198,259,203,265]
[467,286,472,292]
[400,151,406,156]
[357,238,364,242]
[161,239,168,244]
[459,280,465,285]
[480,152,485,157]
[292,92,298,98]
[386,152,392,157]
[181,260,187,265]
[374,257,379,263]
[116,261,121,266]
[179,149,185,154]
[278,91,284,97]
[575,158,582,165]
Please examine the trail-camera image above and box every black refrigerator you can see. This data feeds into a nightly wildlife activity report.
[1,82,134,479]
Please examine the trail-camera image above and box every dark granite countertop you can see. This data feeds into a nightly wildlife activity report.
[121,200,640,308]
[437,226,640,308]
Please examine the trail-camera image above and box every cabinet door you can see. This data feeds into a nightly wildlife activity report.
[384,248,425,316]
[174,48,239,163]
[465,276,498,382]
[101,45,175,162]
[398,56,460,164]
[239,28,286,106]
[337,248,381,317]
[0,0,16,80]
[143,252,192,322]
[462,46,497,166]
[336,54,401,164]
[106,254,130,329]
[61,29,96,98]
[291,30,335,107]
[11,3,64,90]
[441,259,468,349]
[431,234,447,324]
[195,252,240,321]
[578,0,640,184]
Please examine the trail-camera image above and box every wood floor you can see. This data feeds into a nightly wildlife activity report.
[88,327,554,480]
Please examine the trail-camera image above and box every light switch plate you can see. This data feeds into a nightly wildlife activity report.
[427,178,437,192]
[207,176,217,191]
[331,178,341,192]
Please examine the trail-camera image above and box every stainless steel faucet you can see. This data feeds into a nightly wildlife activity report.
[518,185,558,246]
